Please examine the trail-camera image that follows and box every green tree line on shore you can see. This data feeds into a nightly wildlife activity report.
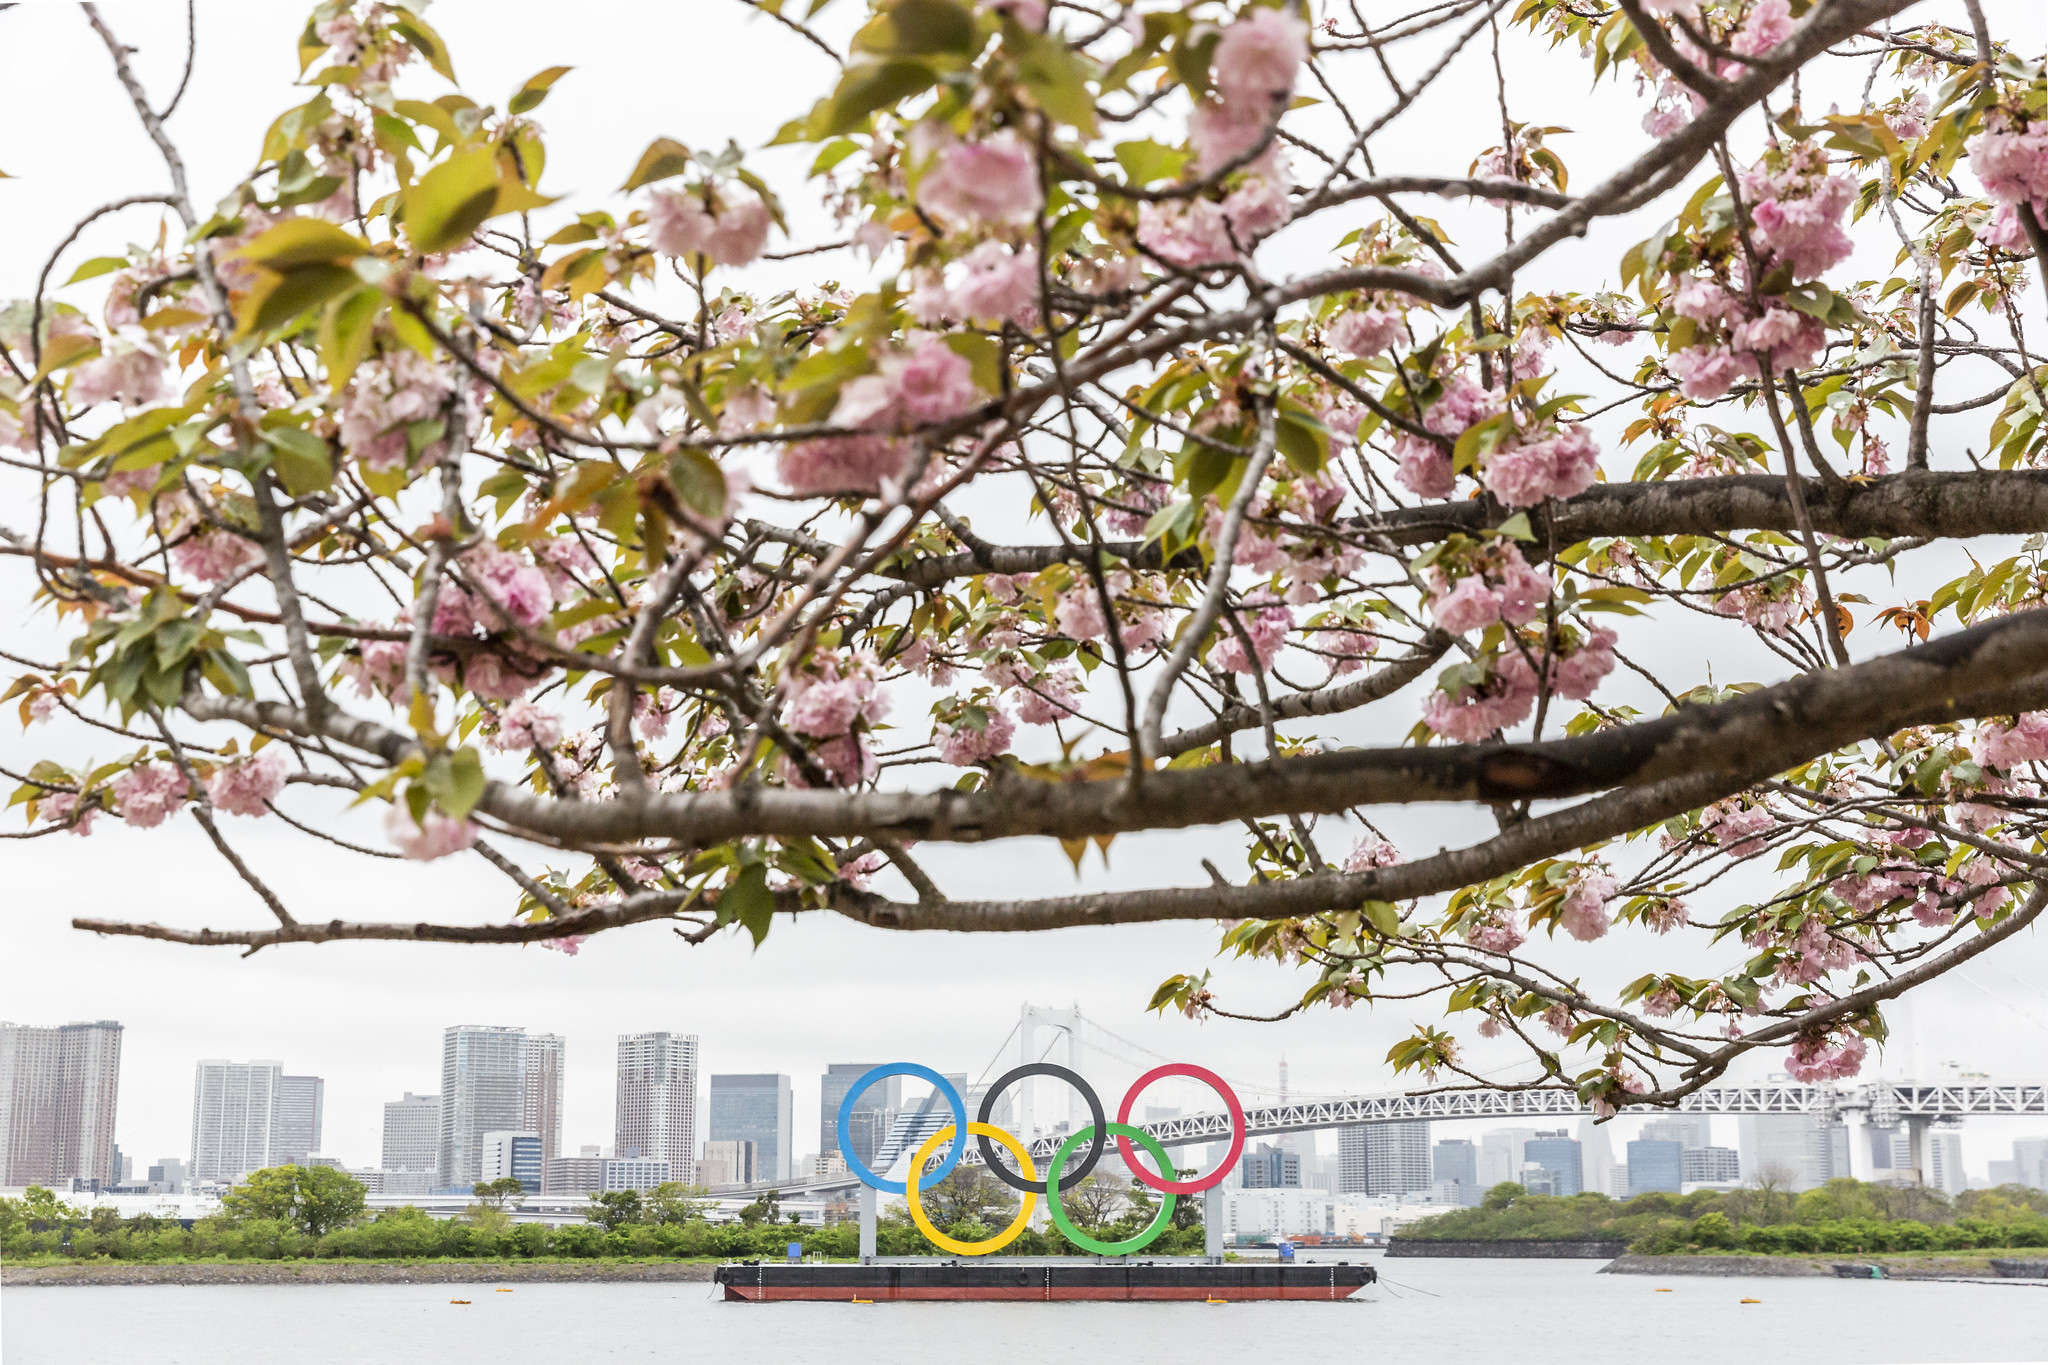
[1397,1179,2048,1256]
[1,1162,1203,1263]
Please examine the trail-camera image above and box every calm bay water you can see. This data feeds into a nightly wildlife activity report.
[5,1258,2045,1364]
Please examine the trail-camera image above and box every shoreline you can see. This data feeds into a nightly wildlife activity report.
[1603,1254,2048,1281]
[2,1261,721,1287]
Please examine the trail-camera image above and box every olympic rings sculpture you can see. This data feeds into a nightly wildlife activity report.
[836,1061,1247,1256]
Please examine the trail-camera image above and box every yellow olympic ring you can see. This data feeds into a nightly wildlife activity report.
[905,1121,1038,1256]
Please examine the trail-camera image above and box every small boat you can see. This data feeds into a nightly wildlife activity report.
[449,1299,471,1305]
[1741,1298,1762,1304]
[1831,1263,1887,1279]
[495,1287,513,1293]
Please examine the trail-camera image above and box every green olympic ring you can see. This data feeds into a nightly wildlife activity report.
[1044,1121,1179,1256]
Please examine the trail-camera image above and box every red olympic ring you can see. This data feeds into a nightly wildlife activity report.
[1115,1063,1245,1194]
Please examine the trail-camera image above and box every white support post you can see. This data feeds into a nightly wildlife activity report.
[859,1185,876,1262]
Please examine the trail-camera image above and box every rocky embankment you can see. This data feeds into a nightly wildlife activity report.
[1603,1254,2048,1280]
[3,1260,720,1287]
[1388,1239,1627,1258]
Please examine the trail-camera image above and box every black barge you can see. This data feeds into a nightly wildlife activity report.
[714,1259,1377,1302]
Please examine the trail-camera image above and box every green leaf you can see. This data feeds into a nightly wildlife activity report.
[852,0,980,56]
[389,14,456,82]
[1494,512,1535,541]
[262,426,334,496]
[1113,140,1189,187]
[508,65,573,115]
[815,61,938,139]
[1362,899,1403,938]
[724,862,775,947]
[620,136,694,191]
[236,217,371,271]
[667,448,728,518]
[235,263,362,340]
[64,256,130,286]
[940,331,1002,395]
[318,287,386,393]
[402,148,502,254]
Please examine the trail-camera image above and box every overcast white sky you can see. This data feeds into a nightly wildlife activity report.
[2,0,2043,1179]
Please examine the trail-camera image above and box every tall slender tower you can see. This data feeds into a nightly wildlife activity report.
[616,1032,699,1177]
[523,1034,566,1166]
[440,1026,528,1191]
[190,1060,282,1183]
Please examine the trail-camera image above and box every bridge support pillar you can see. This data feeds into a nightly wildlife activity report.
[1904,1116,1931,1186]
[1204,1184,1223,1261]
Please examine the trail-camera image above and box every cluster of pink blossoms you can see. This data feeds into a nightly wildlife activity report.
[782,651,889,786]
[1423,652,1539,742]
[110,763,185,828]
[1662,145,1850,400]
[916,130,1042,228]
[648,188,772,268]
[491,699,565,754]
[1557,869,1618,942]
[1463,906,1526,954]
[1973,711,2048,771]
[1695,796,1775,855]
[1965,110,2048,250]
[986,656,1082,725]
[779,338,987,496]
[38,791,95,836]
[1326,307,1408,360]
[171,527,265,585]
[1343,832,1401,872]
[1135,150,1291,268]
[933,700,1016,767]
[69,347,172,410]
[1427,545,1549,635]
[1713,576,1814,635]
[909,242,1041,328]
[1480,423,1602,509]
[205,749,288,817]
[1213,594,1296,673]
[386,805,477,861]
[1393,375,1499,499]
[1638,0,1795,137]
[339,350,455,473]
[1784,1028,1869,1083]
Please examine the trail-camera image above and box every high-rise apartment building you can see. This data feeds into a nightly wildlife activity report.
[1926,1126,1967,1197]
[1524,1131,1584,1196]
[1682,1146,1741,1183]
[190,1060,283,1184]
[382,1092,441,1182]
[0,1020,123,1188]
[1240,1142,1301,1188]
[1364,1121,1432,1196]
[821,1064,898,1167]
[440,1026,564,1191]
[524,1033,566,1166]
[274,1076,325,1165]
[616,1032,698,1177]
[708,1074,793,1182]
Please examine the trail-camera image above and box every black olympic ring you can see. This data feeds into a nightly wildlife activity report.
[974,1063,1106,1193]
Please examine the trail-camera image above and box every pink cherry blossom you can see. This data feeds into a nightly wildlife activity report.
[1343,833,1401,871]
[40,791,97,836]
[885,337,986,424]
[1213,598,1295,672]
[539,934,589,956]
[950,242,1041,326]
[1714,578,1813,635]
[1423,651,1539,741]
[1137,198,1235,267]
[1666,345,1750,401]
[918,134,1042,227]
[1015,665,1083,725]
[493,699,564,753]
[340,350,454,473]
[111,763,186,828]
[1497,550,1550,625]
[1972,712,2048,770]
[1189,98,1271,175]
[1785,1029,1867,1082]
[1744,156,1854,281]
[1212,6,1309,110]
[1222,176,1291,239]
[1327,307,1408,359]
[1730,0,1793,57]
[934,704,1015,765]
[778,434,911,496]
[1465,912,1525,953]
[1431,575,1503,634]
[1699,797,1774,855]
[1558,871,1617,941]
[1481,423,1601,508]
[466,548,553,627]
[171,529,265,584]
[206,748,288,817]
[1395,439,1455,498]
[70,348,172,409]
[386,804,478,860]
[1054,584,1107,641]
[1549,626,1617,701]
[1324,629,1379,676]
[649,190,772,267]
[1673,279,1737,324]
[785,654,887,738]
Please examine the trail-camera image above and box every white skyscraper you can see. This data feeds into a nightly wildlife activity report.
[616,1032,699,1178]
[1577,1117,1620,1197]
[1926,1126,1967,1197]
[382,1091,441,1182]
[1478,1128,1537,1190]
[440,1026,565,1190]
[190,1060,283,1184]
[0,1020,124,1188]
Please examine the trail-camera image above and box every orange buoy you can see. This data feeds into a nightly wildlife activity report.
[496,1288,513,1293]
[1741,1298,1762,1304]
[449,1299,471,1305]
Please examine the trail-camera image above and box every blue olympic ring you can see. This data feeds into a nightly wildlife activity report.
[836,1063,967,1194]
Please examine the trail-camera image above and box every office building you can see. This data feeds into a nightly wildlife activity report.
[480,1131,543,1191]
[1218,1188,1336,1241]
[1433,1139,1480,1205]
[1641,1116,1712,1150]
[274,1076,325,1165]
[146,1156,186,1193]
[1520,1163,1560,1196]
[1240,1142,1302,1188]
[601,1157,671,1192]
[190,1060,282,1184]
[699,1138,759,1187]
[821,1064,898,1167]
[440,1026,564,1191]
[1926,1126,1966,1197]
[1365,1121,1432,1196]
[1990,1158,2021,1186]
[2012,1137,2048,1192]
[382,1168,434,1197]
[382,1092,441,1184]
[0,1020,123,1188]
[1682,1146,1741,1183]
[1523,1131,1584,1197]
[1577,1117,1622,1196]
[1478,1128,1537,1190]
[616,1032,698,1177]
[1739,1113,1851,1191]
[708,1074,792,1182]
[544,1151,605,1196]
[1627,1139,1684,1195]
